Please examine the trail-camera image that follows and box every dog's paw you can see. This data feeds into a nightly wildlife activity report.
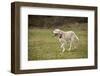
[62,49,65,53]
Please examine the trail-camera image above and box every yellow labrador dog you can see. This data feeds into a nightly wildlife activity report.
[53,29,79,52]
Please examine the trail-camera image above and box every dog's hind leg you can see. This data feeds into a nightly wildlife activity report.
[68,41,72,51]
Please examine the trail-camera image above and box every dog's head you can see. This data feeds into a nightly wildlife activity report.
[53,29,63,38]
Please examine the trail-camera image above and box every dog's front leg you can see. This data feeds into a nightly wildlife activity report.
[59,39,65,52]
[61,43,65,52]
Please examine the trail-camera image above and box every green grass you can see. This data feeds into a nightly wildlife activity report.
[28,26,88,60]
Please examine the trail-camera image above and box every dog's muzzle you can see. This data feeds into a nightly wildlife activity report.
[54,33,58,36]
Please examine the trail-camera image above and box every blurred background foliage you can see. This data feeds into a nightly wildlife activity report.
[28,15,87,30]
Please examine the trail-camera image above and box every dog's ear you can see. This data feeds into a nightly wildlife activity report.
[59,32,63,38]
[59,34,62,38]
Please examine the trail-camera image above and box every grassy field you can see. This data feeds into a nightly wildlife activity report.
[28,24,88,60]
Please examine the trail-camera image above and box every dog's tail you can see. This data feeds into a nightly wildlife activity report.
[73,32,79,41]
